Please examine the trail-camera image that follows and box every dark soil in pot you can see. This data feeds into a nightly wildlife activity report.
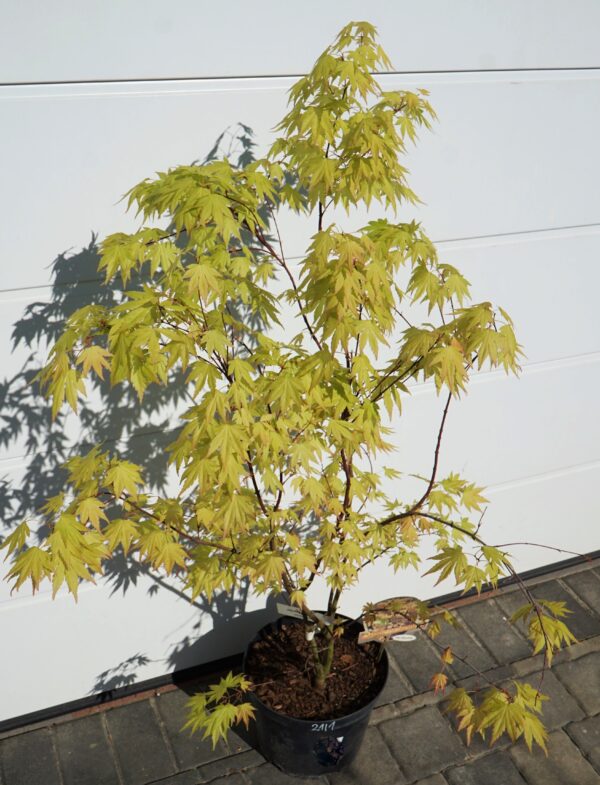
[243,616,388,777]
[245,618,384,718]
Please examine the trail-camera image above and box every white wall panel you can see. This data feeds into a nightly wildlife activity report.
[397,356,600,488]
[3,352,597,511]
[0,567,278,720]
[2,1,600,84]
[2,228,599,468]
[335,461,600,619]
[2,72,599,292]
[3,454,599,721]
[440,228,600,366]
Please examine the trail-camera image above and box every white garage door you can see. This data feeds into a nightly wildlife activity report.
[1,1,600,722]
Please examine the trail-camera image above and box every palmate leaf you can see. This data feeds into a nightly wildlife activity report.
[528,613,578,662]
[105,518,139,555]
[6,547,51,593]
[105,461,143,498]
[254,553,286,585]
[76,497,108,530]
[235,702,256,730]
[290,547,317,575]
[201,703,238,748]
[477,683,548,751]
[430,672,449,694]
[460,484,488,511]
[0,521,30,559]
[66,447,107,489]
[424,546,468,585]
[152,540,187,573]
[76,345,112,379]
[509,601,577,663]
[207,424,247,460]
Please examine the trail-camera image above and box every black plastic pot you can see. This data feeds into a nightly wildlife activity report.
[243,615,388,778]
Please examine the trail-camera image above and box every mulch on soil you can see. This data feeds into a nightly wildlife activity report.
[245,620,385,719]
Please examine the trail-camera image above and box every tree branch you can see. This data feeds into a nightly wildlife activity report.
[121,497,236,553]
[410,511,555,669]
[246,455,269,516]
[252,221,322,351]
[377,392,452,526]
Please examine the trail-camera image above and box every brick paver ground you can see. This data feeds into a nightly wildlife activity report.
[2,560,600,784]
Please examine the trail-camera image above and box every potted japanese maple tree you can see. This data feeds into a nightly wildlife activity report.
[2,21,576,777]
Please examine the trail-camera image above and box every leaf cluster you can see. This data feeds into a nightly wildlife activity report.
[447,681,548,752]
[182,671,255,748]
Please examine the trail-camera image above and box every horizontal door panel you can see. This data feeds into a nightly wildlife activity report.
[3,355,598,584]
[391,355,600,491]
[2,459,598,721]
[2,1,600,83]
[3,226,598,393]
[0,567,277,722]
[2,336,598,521]
[2,73,600,290]
[441,228,600,367]
[336,461,600,617]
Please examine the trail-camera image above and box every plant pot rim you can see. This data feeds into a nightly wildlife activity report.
[242,613,389,726]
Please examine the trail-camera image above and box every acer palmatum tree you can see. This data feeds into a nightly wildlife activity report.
[3,22,576,750]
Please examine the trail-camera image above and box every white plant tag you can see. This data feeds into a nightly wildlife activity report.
[391,633,417,642]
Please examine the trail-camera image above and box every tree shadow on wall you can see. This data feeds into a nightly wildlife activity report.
[0,123,284,694]
[0,240,184,533]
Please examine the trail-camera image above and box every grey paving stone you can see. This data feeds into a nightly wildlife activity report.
[564,570,600,615]
[567,715,600,771]
[527,670,585,729]
[531,580,600,640]
[245,763,328,783]
[155,689,232,769]
[495,590,535,641]
[379,706,465,781]
[0,728,61,785]
[106,700,175,785]
[207,776,245,785]
[328,726,406,785]
[445,751,527,784]
[455,664,513,694]
[457,600,531,665]
[554,652,600,714]
[388,632,451,693]
[376,663,414,706]
[510,729,600,785]
[413,777,448,785]
[55,714,119,785]
[445,706,512,758]
[147,771,200,785]
[196,748,264,782]
[434,617,496,679]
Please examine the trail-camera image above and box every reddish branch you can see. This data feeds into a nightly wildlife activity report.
[413,510,555,672]
[252,223,323,351]
[377,392,452,526]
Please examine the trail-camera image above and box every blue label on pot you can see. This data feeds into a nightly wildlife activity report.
[313,735,346,766]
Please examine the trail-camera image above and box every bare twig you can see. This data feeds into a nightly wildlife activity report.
[377,392,452,525]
